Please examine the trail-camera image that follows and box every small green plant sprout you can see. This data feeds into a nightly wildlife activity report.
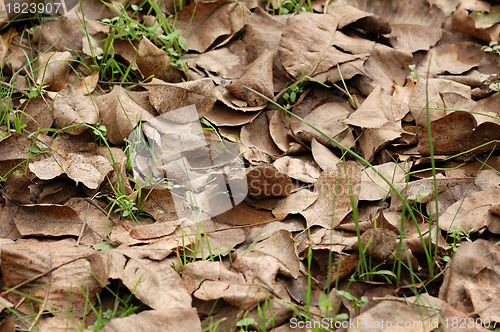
[481,40,500,56]
[267,0,314,15]
[318,292,349,322]
[443,226,474,262]
[336,290,368,313]
[408,64,419,81]
[481,41,500,91]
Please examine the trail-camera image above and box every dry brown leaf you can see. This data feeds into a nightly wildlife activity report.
[225,50,275,107]
[1,239,98,318]
[439,239,500,314]
[244,8,285,62]
[273,155,321,184]
[53,85,98,135]
[452,6,500,41]
[193,40,246,79]
[272,189,318,219]
[463,268,500,322]
[269,110,304,154]
[353,43,412,95]
[417,111,500,156]
[215,201,279,226]
[418,41,485,76]
[232,230,300,286]
[176,0,249,53]
[247,164,293,198]
[240,112,282,163]
[96,85,154,145]
[90,254,192,311]
[301,161,362,229]
[357,122,402,162]
[311,138,341,171]
[100,309,202,332]
[204,103,260,126]
[333,0,446,52]
[181,261,269,310]
[14,204,96,243]
[146,78,216,118]
[391,83,414,121]
[343,85,389,129]
[279,11,369,81]
[33,11,108,52]
[439,187,500,234]
[409,78,471,126]
[359,162,409,201]
[136,37,183,82]
[36,51,72,92]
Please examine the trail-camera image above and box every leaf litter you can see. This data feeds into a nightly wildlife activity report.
[0,0,500,330]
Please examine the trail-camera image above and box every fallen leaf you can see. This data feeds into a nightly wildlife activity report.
[53,85,98,135]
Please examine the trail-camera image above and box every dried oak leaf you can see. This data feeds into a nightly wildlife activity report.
[53,85,98,135]
[96,85,154,145]
[136,37,183,82]
[225,50,275,107]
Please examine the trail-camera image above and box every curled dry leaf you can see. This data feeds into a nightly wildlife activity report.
[232,230,300,287]
[273,155,321,183]
[418,41,485,76]
[204,103,260,126]
[146,78,217,118]
[333,0,446,52]
[359,161,409,201]
[409,78,471,126]
[225,49,275,107]
[452,6,500,41]
[343,85,389,129]
[96,85,154,145]
[181,261,269,310]
[36,51,72,92]
[244,8,285,62]
[136,37,183,82]
[14,204,96,244]
[53,85,98,135]
[240,112,282,163]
